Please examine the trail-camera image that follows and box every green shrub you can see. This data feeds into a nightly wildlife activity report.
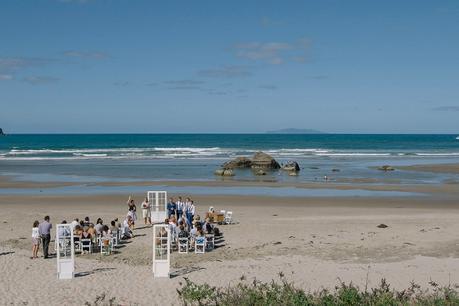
[177,276,459,306]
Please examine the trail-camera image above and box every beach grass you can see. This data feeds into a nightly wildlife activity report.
[178,276,459,306]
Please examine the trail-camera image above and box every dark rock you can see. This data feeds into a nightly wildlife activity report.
[0,128,4,136]
[332,168,340,172]
[378,165,395,171]
[377,224,389,228]
[251,151,280,169]
[273,241,282,245]
[282,161,300,172]
[222,157,252,169]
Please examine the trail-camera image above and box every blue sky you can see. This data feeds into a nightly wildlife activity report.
[0,0,458,133]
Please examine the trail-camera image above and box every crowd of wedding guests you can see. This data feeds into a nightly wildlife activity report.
[30,195,221,258]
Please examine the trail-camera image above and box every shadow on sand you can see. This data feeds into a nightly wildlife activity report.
[170,266,205,279]
[75,267,116,278]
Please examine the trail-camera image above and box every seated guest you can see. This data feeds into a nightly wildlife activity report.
[71,218,79,229]
[80,227,92,254]
[114,218,121,229]
[95,218,104,235]
[197,226,205,237]
[87,224,97,240]
[177,224,189,238]
[122,216,133,239]
[193,215,202,228]
[83,216,91,226]
[190,223,200,238]
[81,226,92,239]
[203,218,214,234]
[57,220,70,237]
[102,225,111,238]
[74,225,83,237]
[168,217,177,238]
[109,220,118,233]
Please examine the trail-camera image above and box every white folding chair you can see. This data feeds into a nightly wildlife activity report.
[100,238,111,255]
[205,234,215,250]
[81,239,92,253]
[178,237,189,254]
[195,237,206,254]
[111,231,118,248]
[224,211,233,224]
[74,236,81,253]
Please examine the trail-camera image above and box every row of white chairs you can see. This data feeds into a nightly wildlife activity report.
[209,207,233,224]
[74,231,120,255]
[168,234,215,254]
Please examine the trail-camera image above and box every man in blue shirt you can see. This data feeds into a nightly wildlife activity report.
[167,197,177,219]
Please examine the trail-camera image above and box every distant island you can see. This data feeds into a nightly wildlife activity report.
[265,128,325,134]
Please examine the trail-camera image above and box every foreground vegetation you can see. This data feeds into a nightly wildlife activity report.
[177,276,459,306]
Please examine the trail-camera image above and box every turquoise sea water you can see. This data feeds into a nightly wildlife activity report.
[1,134,459,160]
[0,134,458,196]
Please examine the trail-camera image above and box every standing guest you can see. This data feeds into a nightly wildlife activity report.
[189,200,196,227]
[176,196,184,221]
[38,216,52,259]
[31,220,40,259]
[127,199,137,228]
[167,197,177,219]
[141,197,151,225]
[185,198,193,228]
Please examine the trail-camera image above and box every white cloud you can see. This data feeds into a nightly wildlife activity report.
[63,50,109,59]
[232,38,310,65]
[198,66,252,78]
[23,76,60,85]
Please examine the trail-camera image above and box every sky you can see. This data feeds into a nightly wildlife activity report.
[0,0,458,134]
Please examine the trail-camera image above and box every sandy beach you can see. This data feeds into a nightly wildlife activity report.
[1,184,459,305]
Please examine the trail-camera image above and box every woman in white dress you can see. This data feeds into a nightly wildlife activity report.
[31,220,40,259]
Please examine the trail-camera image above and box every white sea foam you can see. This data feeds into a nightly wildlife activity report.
[2,146,459,160]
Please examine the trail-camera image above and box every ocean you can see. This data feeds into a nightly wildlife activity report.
[1,134,458,192]
[1,134,459,160]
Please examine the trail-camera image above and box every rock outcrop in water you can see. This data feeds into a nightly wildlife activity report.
[378,165,395,171]
[251,151,280,169]
[0,128,4,136]
[218,151,283,175]
[222,157,252,169]
[282,161,300,172]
